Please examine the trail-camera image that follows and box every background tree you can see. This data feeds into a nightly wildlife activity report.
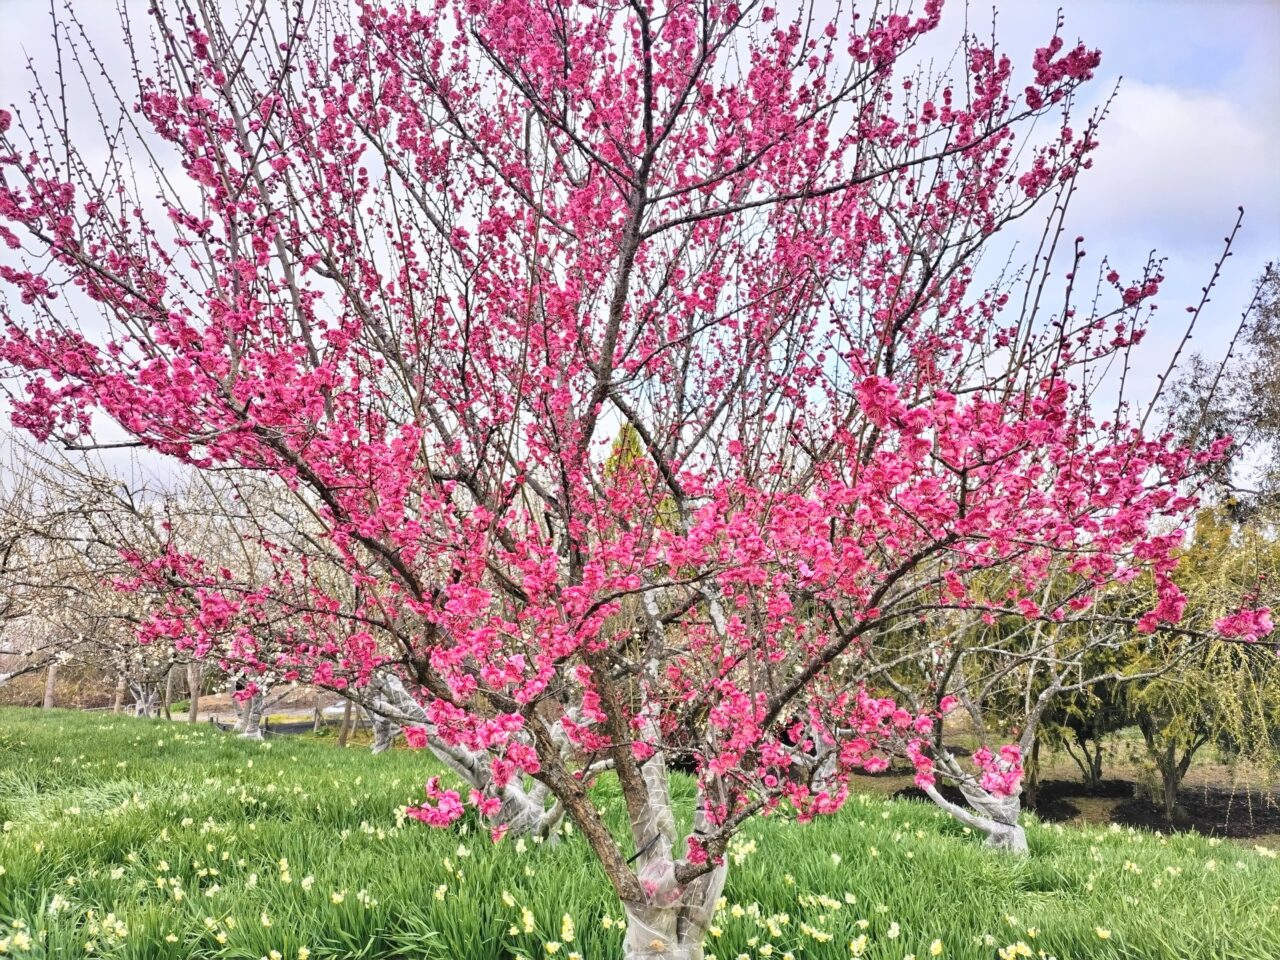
[1125,506,1280,821]
[0,447,59,687]
[1040,672,1129,791]
[862,565,1187,851]
[1165,263,1280,502]
[0,436,210,711]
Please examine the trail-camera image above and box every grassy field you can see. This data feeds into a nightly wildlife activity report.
[1,709,1278,959]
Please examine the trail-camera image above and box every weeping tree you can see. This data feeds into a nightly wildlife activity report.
[1126,507,1280,821]
[1129,639,1280,822]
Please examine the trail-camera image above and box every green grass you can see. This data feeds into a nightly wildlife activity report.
[1,708,1278,960]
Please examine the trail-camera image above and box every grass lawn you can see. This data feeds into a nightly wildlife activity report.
[1,708,1278,960]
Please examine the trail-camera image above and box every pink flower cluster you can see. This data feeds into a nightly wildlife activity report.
[972,745,1024,798]
[1024,33,1101,109]
[405,777,465,827]
[1215,608,1275,643]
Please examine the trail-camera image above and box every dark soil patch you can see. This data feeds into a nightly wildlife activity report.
[1038,777,1135,800]
[895,776,1280,839]
[892,783,967,807]
[1025,792,1081,822]
[1112,785,1280,840]
[891,780,1093,819]
[1026,778,1133,821]
[893,777,1131,822]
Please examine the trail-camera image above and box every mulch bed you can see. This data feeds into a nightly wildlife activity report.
[1028,778,1135,822]
[894,776,1280,840]
[1112,785,1280,840]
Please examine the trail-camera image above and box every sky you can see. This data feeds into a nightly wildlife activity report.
[898,0,1280,406]
[0,0,1277,421]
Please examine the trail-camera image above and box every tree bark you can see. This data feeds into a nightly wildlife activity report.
[187,662,202,723]
[621,861,727,960]
[237,692,265,740]
[162,665,176,721]
[42,662,58,709]
[1022,738,1042,808]
[111,674,126,714]
[336,698,354,747]
[368,707,399,754]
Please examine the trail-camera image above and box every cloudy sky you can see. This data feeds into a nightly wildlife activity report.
[922,0,1280,397]
[1,0,1277,407]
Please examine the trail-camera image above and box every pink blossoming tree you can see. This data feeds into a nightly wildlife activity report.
[0,0,1251,955]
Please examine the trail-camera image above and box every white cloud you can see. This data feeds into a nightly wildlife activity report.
[1071,80,1280,244]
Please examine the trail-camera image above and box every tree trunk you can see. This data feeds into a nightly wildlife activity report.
[981,820,1028,853]
[131,683,159,718]
[1138,714,1202,822]
[162,666,176,721]
[237,692,265,740]
[1157,741,1199,822]
[1022,738,1042,808]
[368,707,399,754]
[615,758,727,958]
[336,698,354,747]
[621,865,726,960]
[1067,727,1108,789]
[42,662,58,709]
[1160,756,1180,822]
[962,784,1029,853]
[187,662,202,723]
[922,752,1029,855]
[112,675,126,714]
[1087,738,1105,788]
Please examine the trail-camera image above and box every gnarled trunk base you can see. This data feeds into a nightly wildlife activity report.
[982,821,1028,854]
[622,900,709,960]
[923,781,1029,856]
[236,692,265,739]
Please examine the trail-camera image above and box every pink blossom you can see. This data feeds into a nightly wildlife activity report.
[403,726,429,749]
[1215,607,1275,643]
[470,789,502,817]
[406,778,464,828]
